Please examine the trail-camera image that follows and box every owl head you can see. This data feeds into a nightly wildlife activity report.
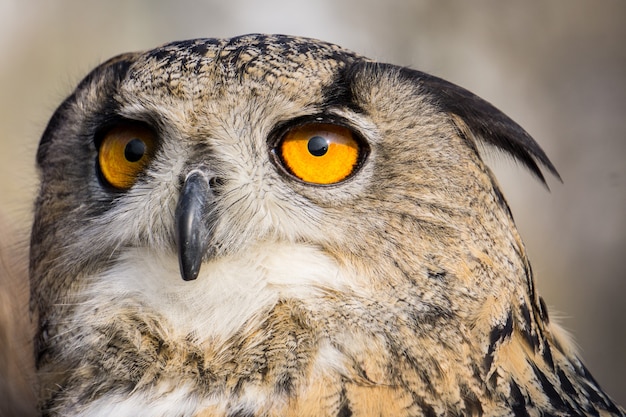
[31,35,598,416]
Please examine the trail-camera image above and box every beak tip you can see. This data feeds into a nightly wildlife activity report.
[178,236,207,281]
[180,264,200,281]
[178,245,202,281]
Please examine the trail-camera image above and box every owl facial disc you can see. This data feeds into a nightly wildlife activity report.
[175,168,215,281]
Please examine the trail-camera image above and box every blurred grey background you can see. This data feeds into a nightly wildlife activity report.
[0,0,623,405]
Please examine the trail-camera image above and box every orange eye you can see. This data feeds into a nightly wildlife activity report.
[98,123,156,189]
[278,123,361,184]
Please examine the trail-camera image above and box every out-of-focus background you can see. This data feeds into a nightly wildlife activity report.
[0,0,624,406]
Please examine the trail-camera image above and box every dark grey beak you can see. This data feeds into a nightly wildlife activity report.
[175,169,214,281]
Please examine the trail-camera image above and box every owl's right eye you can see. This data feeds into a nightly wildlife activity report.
[97,123,157,190]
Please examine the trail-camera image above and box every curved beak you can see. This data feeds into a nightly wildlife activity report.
[175,168,215,281]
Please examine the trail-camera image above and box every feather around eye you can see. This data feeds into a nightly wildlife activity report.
[97,123,157,190]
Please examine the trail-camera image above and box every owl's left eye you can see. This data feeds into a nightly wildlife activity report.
[276,123,363,184]
[97,123,157,190]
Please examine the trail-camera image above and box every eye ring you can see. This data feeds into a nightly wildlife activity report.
[97,122,157,190]
[274,122,366,185]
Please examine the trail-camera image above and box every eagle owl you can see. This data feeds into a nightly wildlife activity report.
[30,34,623,416]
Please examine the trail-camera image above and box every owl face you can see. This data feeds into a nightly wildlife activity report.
[34,37,551,268]
[30,35,575,415]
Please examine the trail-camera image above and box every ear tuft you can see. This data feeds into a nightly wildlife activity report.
[399,67,562,186]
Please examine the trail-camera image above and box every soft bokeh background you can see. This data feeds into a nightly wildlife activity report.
[1,0,624,406]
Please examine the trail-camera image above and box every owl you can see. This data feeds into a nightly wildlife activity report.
[29,34,623,416]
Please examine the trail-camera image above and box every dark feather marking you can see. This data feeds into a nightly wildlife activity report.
[337,402,353,417]
[580,378,622,414]
[518,303,539,351]
[509,380,530,417]
[336,383,352,417]
[227,410,255,417]
[189,41,210,57]
[322,60,364,114]
[585,406,602,417]
[579,361,601,388]
[556,368,577,397]
[582,382,606,406]
[427,269,447,280]
[538,296,550,324]
[274,372,294,396]
[484,311,513,372]
[519,303,532,330]
[420,402,437,417]
[542,344,555,371]
[531,364,576,414]
[461,388,484,415]
[488,370,498,389]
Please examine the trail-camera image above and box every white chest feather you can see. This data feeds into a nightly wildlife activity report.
[69,245,353,416]
[78,243,350,344]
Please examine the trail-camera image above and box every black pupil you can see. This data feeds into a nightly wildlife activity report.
[124,138,146,162]
[307,136,329,157]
